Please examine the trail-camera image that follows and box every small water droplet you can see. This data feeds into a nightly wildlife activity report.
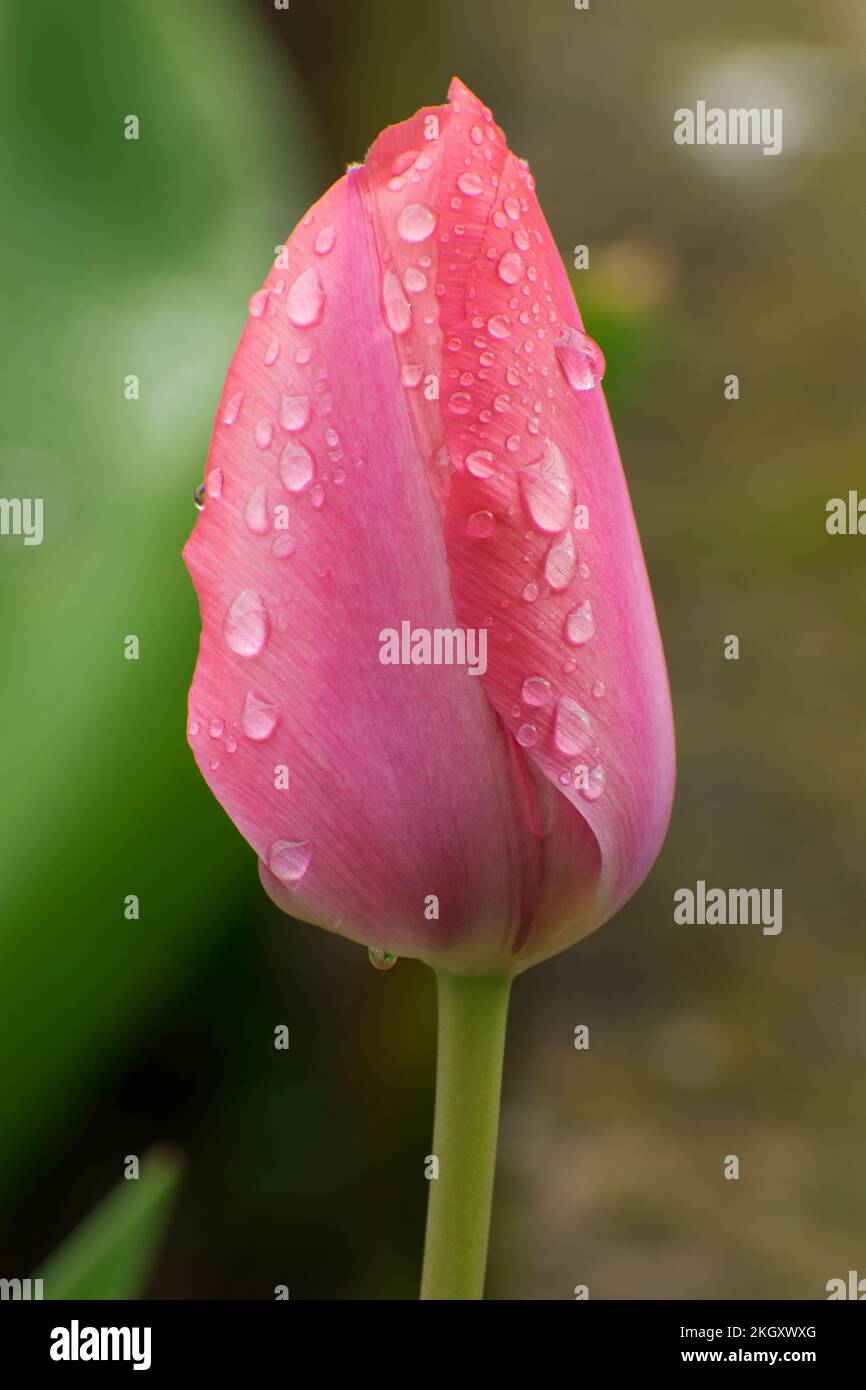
[249,288,269,318]
[310,483,325,509]
[554,696,592,756]
[521,675,553,707]
[516,723,539,747]
[279,440,315,493]
[193,482,205,510]
[314,225,336,255]
[254,418,274,450]
[209,718,224,738]
[287,266,326,328]
[404,266,428,293]
[565,599,594,646]
[368,947,398,971]
[448,391,472,415]
[225,735,238,753]
[487,313,511,339]
[465,449,496,478]
[397,203,436,242]
[279,395,311,432]
[581,765,606,801]
[223,590,269,657]
[544,532,576,591]
[188,719,200,736]
[467,509,495,539]
[268,839,312,887]
[504,196,521,220]
[402,362,423,388]
[592,680,606,699]
[244,484,270,535]
[222,392,243,425]
[457,171,484,197]
[518,439,574,533]
[383,269,411,334]
[498,251,524,285]
[206,468,223,500]
[242,689,280,740]
[555,327,606,392]
[522,581,539,602]
[264,337,280,366]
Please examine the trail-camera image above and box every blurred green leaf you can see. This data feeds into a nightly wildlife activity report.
[0,0,323,1203]
[37,1147,182,1300]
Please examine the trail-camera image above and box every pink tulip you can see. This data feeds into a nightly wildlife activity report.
[184,78,674,978]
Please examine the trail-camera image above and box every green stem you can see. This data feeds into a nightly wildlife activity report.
[420,970,512,1300]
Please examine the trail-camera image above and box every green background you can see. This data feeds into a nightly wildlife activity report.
[1,0,864,1298]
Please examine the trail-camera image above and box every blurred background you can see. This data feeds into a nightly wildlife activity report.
[1,0,864,1299]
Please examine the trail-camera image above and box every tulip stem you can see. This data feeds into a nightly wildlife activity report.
[420,969,512,1300]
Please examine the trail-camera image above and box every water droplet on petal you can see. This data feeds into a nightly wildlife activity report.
[264,338,280,366]
[522,581,539,602]
[518,439,574,533]
[581,765,606,800]
[254,418,274,450]
[268,839,312,887]
[516,723,539,747]
[448,391,472,416]
[404,266,428,293]
[397,202,436,242]
[222,392,243,425]
[279,394,311,432]
[465,449,496,478]
[368,947,398,971]
[521,675,553,707]
[498,251,524,285]
[209,718,224,738]
[310,483,325,509]
[554,696,592,756]
[193,482,205,510]
[504,196,521,220]
[249,288,269,318]
[314,225,336,255]
[555,326,606,392]
[244,483,270,535]
[487,313,511,339]
[544,531,576,591]
[457,171,484,196]
[287,266,326,327]
[271,533,296,559]
[383,270,411,334]
[402,362,423,388]
[592,680,606,699]
[279,440,315,493]
[223,590,269,657]
[242,689,280,740]
[467,509,495,539]
[565,599,595,646]
[206,468,223,500]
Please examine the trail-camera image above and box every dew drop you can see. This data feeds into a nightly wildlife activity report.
[254,418,274,450]
[402,362,423,388]
[271,533,296,559]
[287,267,326,328]
[368,947,398,971]
[565,599,595,646]
[222,392,243,425]
[223,590,269,657]
[244,483,269,535]
[518,439,574,533]
[487,313,511,339]
[279,440,315,493]
[592,680,606,699]
[404,266,428,293]
[267,839,312,887]
[206,468,223,500]
[554,696,592,756]
[314,225,336,256]
[242,689,280,741]
[397,202,436,242]
[521,675,553,707]
[310,483,325,508]
[504,196,521,220]
[448,391,472,416]
[465,449,496,479]
[383,269,411,334]
[249,288,269,318]
[457,171,484,196]
[208,718,224,739]
[522,581,539,602]
[516,723,539,747]
[498,251,524,285]
[193,482,205,510]
[555,326,606,392]
[544,532,576,592]
[581,765,606,801]
[279,394,311,432]
[493,393,511,413]
[467,509,495,539]
[264,337,280,366]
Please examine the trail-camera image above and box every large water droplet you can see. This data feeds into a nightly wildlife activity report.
[487,313,511,339]
[457,171,484,197]
[279,395,311,432]
[242,689,280,741]
[565,599,595,646]
[465,449,496,479]
[244,484,269,535]
[397,203,436,242]
[404,266,428,293]
[448,391,473,416]
[279,440,315,493]
[223,590,269,657]
[466,509,495,539]
[314,225,336,256]
[555,327,606,392]
[287,267,326,327]
[518,439,574,533]
[383,270,411,334]
[544,532,576,592]
[368,947,398,971]
[521,675,553,707]
[554,696,592,756]
[267,839,312,887]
